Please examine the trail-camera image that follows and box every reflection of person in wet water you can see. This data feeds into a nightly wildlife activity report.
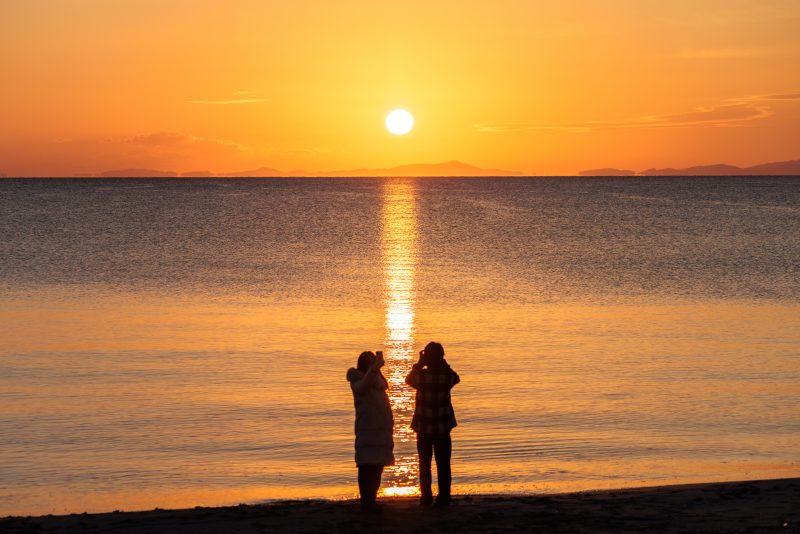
[346,350,395,512]
[405,341,460,507]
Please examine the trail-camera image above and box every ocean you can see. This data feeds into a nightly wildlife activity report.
[1,176,799,515]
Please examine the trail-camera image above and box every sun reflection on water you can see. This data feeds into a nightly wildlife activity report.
[379,179,420,497]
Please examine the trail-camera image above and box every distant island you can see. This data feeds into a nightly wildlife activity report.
[90,161,523,178]
[4,159,800,178]
[579,159,800,176]
[578,168,636,177]
[100,169,179,178]
[90,158,800,177]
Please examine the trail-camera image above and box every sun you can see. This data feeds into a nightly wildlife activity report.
[385,109,414,135]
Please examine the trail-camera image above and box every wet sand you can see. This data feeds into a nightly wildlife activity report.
[2,478,797,533]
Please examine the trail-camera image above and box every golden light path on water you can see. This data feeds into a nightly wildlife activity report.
[379,179,420,497]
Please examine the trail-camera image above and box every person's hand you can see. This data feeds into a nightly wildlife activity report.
[418,349,427,366]
[374,351,385,369]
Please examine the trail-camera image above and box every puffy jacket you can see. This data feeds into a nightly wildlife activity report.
[346,367,395,466]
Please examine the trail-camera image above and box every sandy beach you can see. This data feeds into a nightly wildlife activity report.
[2,478,797,533]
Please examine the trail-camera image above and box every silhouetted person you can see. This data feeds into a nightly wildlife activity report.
[405,341,460,507]
[346,350,394,512]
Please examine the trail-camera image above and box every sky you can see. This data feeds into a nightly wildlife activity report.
[1,0,799,176]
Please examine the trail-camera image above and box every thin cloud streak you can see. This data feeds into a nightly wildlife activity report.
[673,47,766,59]
[474,92,800,134]
[187,98,269,105]
[761,93,800,100]
[125,132,253,153]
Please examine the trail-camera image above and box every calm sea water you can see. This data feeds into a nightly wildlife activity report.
[1,177,799,515]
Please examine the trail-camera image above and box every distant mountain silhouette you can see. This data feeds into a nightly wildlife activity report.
[640,164,746,176]
[100,168,178,177]
[180,170,216,177]
[214,160,522,177]
[74,158,800,179]
[638,160,800,176]
[743,160,800,175]
[579,168,636,176]
[577,159,800,177]
[218,166,285,177]
[322,160,523,177]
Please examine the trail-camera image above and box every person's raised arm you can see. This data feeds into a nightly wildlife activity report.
[351,366,377,395]
[443,359,460,388]
[405,350,426,389]
[355,351,386,393]
[451,369,460,387]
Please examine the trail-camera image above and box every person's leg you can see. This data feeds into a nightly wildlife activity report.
[357,465,370,505]
[433,433,452,505]
[417,434,434,505]
[369,465,384,502]
[359,465,382,511]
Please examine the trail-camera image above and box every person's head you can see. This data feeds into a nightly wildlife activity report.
[357,351,376,373]
[423,342,445,366]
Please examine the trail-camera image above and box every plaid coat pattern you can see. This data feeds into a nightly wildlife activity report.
[405,361,460,435]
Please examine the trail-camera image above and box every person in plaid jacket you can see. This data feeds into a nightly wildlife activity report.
[405,341,460,507]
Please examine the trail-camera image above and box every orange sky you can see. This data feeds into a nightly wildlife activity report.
[1,0,799,176]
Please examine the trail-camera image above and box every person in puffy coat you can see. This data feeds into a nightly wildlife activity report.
[346,350,395,511]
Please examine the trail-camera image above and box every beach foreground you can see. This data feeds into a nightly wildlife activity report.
[2,479,797,533]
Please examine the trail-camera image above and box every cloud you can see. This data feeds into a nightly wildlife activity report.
[126,132,252,153]
[672,47,767,59]
[16,132,259,176]
[662,44,798,61]
[759,93,800,101]
[658,6,800,28]
[267,145,332,156]
[472,123,593,134]
[473,92,799,134]
[187,91,269,105]
[187,98,269,105]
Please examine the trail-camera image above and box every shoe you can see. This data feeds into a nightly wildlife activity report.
[434,496,451,507]
[419,494,434,507]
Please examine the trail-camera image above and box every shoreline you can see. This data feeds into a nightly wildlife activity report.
[2,478,797,533]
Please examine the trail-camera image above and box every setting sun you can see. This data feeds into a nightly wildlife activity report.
[385,109,414,136]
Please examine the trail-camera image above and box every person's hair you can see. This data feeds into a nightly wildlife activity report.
[357,351,375,373]
[424,342,445,366]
